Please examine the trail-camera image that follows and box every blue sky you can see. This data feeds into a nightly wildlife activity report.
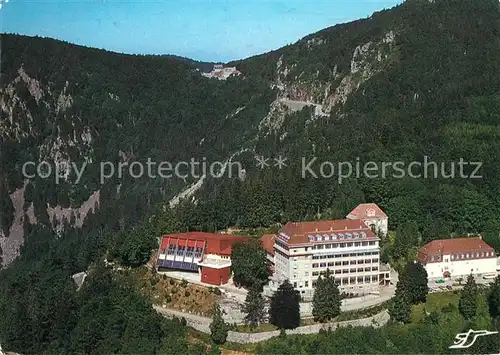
[1,0,403,62]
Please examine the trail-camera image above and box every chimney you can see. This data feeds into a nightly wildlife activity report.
[315,228,319,232]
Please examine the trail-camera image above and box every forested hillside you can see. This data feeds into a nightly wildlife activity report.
[1,0,500,353]
[201,0,500,247]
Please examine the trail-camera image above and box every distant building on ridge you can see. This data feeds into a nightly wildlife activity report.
[202,64,242,80]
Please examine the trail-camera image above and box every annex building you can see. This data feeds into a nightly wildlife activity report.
[346,203,388,236]
[269,218,382,299]
[416,237,498,279]
[155,232,247,285]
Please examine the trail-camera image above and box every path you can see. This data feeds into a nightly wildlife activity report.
[155,284,394,326]
[160,269,397,323]
[156,305,390,344]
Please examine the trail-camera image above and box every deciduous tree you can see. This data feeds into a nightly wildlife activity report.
[231,239,270,290]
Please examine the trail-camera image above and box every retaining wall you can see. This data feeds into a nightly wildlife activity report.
[159,306,390,344]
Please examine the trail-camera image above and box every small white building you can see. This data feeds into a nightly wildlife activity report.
[346,203,388,236]
[416,237,497,280]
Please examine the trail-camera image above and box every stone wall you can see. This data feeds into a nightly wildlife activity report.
[226,310,389,343]
[160,306,390,344]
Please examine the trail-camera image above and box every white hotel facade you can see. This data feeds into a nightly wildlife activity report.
[271,219,382,299]
[416,237,498,280]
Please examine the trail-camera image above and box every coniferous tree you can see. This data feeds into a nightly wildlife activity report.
[488,276,500,319]
[389,281,412,324]
[459,274,478,320]
[269,280,300,329]
[312,269,341,322]
[400,261,428,304]
[209,303,229,345]
[241,286,267,329]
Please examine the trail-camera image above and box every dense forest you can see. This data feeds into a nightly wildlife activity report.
[1,0,500,353]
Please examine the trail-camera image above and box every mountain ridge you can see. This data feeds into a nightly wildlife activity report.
[1,1,500,352]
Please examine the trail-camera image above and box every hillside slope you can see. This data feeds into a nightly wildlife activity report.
[1,0,500,353]
[0,35,273,264]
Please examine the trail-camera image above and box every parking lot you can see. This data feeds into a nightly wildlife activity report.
[428,273,498,293]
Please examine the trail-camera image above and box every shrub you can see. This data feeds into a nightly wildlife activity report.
[169,279,176,286]
[150,278,157,286]
[213,288,222,296]
[184,291,191,297]
[180,317,187,327]
[165,295,172,303]
[181,279,188,288]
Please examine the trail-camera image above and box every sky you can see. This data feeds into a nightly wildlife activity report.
[1,0,403,62]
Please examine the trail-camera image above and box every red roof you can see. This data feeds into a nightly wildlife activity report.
[417,237,495,263]
[160,232,248,255]
[279,219,376,245]
[260,234,276,255]
[347,203,387,219]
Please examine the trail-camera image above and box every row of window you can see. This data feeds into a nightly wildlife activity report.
[276,240,289,251]
[312,267,379,275]
[276,240,378,253]
[431,251,495,262]
[308,231,368,242]
[307,275,379,288]
[293,281,310,288]
[311,241,377,250]
[166,245,204,253]
[166,251,203,259]
[312,251,379,260]
[312,266,378,276]
[312,260,379,268]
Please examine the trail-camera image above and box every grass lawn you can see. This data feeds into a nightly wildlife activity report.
[123,267,218,316]
[410,291,460,323]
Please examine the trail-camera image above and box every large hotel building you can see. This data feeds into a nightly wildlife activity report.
[155,203,391,297]
[271,218,383,299]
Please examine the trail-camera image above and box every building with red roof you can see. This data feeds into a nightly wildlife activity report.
[270,219,381,299]
[156,232,248,285]
[416,237,497,279]
[260,234,275,258]
[260,234,276,273]
[346,203,388,236]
